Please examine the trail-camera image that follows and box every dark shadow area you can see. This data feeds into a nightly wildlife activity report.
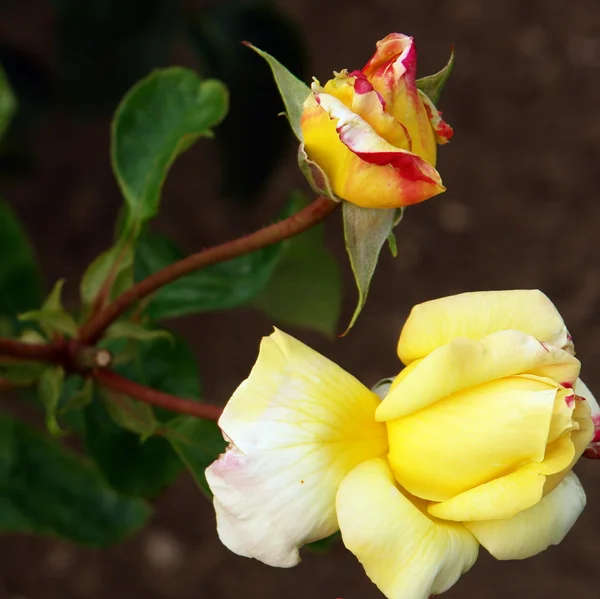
[1,0,600,597]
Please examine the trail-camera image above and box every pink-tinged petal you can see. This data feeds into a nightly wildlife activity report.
[206,329,387,567]
[362,33,416,106]
[418,90,454,144]
[361,34,438,165]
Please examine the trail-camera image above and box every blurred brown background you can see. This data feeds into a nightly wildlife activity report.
[1,0,600,597]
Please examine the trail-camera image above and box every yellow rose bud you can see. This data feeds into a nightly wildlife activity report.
[206,290,598,599]
[300,33,453,209]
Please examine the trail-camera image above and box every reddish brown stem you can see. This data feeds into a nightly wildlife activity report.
[79,196,339,345]
[0,338,64,363]
[94,368,223,421]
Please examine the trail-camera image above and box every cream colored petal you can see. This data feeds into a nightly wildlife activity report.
[398,290,571,365]
[206,329,387,567]
[336,459,478,599]
[465,473,586,559]
[387,375,559,502]
[378,329,580,421]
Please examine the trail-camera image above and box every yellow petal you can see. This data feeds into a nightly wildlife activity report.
[428,425,577,522]
[387,375,557,501]
[544,397,593,494]
[427,468,546,522]
[547,386,577,443]
[378,329,580,421]
[465,473,586,559]
[336,459,478,599]
[301,90,445,209]
[322,71,356,109]
[398,290,571,365]
[206,329,387,567]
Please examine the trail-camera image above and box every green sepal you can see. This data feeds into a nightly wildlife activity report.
[415,46,455,105]
[371,377,395,400]
[297,144,338,202]
[244,43,310,142]
[342,204,399,335]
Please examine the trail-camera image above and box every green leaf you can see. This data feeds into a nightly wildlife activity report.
[84,396,182,499]
[0,414,151,545]
[254,192,342,337]
[0,199,43,318]
[0,64,17,141]
[44,278,65,311]
[165,415,226,497]
[342,204,398,335]
[245,43,310,142]
[0,359,45,386]
[83,332,201,498]
[100,387,158,438]
[38,366,67,436]
[19,279,78,338]
[416,46,455,105]
[124,332,201,407]
[134,233,282,320]
[305,531,342,554]
[104,321,173,344]
[112,67,228,238]
[80,242,134,311]
[59,377,93,414]
[19,309,78,338]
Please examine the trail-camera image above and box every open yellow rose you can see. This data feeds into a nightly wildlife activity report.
[206,290,597,599]
[300,33,453,208]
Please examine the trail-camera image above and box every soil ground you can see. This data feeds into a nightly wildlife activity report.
[1,1,600,598]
